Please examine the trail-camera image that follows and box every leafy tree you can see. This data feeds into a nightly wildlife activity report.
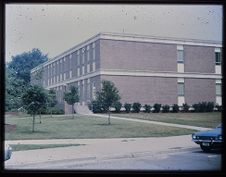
[47,89,57,117]
[96,80,120,125]
[5,49,48,111]
[21,85,48,132]
[64,86,79,118]
[8,48,48,84]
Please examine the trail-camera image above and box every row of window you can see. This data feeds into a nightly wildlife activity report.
[177,47,221,65]
[53,80,96,103]
[177,82,222,96]
[45,62,96,86]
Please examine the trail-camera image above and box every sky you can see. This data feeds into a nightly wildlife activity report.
[5,4,223,62]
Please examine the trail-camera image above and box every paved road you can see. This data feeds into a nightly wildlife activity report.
[5,146,221,171]
[4,135,222,171]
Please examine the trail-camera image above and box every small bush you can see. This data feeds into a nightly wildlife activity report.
[113,101,122,113]
[182,103,190,112]
[215,104,222,112]
[153,103,161,113]
[124,103,131,113]
[172,104,179,113]
[132,102,142,113]
[91,100,102,113]
[162,104,170,113]
[192,102,215,112]
[206,102,214,112]
[144,104,151,113]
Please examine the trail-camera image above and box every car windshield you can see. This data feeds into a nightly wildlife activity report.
[216,124,222,128]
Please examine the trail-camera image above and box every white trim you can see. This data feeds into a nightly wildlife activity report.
[177,45,184,50]
[178,96,185,106]
[215,65,221,74]
[177,78,184,83]
[216,79,222,84]
[215,48,221,52]
[45,69,222,89]
[216,96,222,106]
[100,69,222,79]
[177,63,184,73]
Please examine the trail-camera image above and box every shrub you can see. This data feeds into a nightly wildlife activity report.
[124,103,131,113]
[215,104,222,112]
[113,101,122,113]
[153,103,161,113]
[206,102,214,112]
[182,103,190,112]
[162,104,170,113]
[132,102,142,113]
[91,100,102,113]
[50,107,64,114]
[172,104,179,113]
[192,102,215,112]
[144,104,151,113]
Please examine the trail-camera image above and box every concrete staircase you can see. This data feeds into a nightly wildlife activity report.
[74,104,93,115]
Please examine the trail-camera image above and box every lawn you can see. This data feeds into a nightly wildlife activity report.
[112,112,222,128]
[10,144,84,151]
[5,114,195,140]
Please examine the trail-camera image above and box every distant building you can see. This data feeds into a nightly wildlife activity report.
[31,32,222,113]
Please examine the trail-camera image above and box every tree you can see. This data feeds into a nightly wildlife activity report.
[96,80,120,125]
[47,89,57,118]
[64,86,79,118]
[8,48,48,84]
[5,49,48,111]
[21,85,48,132]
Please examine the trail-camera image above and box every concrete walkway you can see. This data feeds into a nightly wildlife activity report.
[91,114,212,131]
[5,135,198,168]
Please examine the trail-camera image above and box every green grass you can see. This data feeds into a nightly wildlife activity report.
[5,114,195,140]
[112,112,221,128]
[9,144,84,151]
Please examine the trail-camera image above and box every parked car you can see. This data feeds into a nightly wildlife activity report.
[5,143,12,161]
[192,124,222,152]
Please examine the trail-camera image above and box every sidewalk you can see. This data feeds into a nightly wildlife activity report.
[92,114,212,131]
[5,135,198,168]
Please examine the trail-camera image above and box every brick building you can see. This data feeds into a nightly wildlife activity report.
[31,32,222,113]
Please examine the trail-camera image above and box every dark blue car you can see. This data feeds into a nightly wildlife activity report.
[192,124,222,152]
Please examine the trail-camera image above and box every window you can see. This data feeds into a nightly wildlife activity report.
[177,83,184,96]
[82,48,85,64]
[82,66,85,75]
[216,83,221,96]
[93,62,96,71]
[77,68,80,76]
[87,64,90,73]
[177,50,184,63]
[69,70,72,78]
[215,52,221,65]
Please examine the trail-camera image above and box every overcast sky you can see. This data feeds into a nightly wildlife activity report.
[5,4,223,62]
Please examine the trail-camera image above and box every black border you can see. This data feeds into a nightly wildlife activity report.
[1,0,225,176]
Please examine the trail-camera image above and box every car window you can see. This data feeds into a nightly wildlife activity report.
[216,124,222,128]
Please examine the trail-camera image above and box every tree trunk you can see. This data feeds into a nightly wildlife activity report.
[108,109,111,125]
[39,112,42,124]
[72,105,74,119]
[51,108,53,118]
[32,114,35,132]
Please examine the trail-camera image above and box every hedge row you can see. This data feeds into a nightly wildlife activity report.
[90,101,222,113]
